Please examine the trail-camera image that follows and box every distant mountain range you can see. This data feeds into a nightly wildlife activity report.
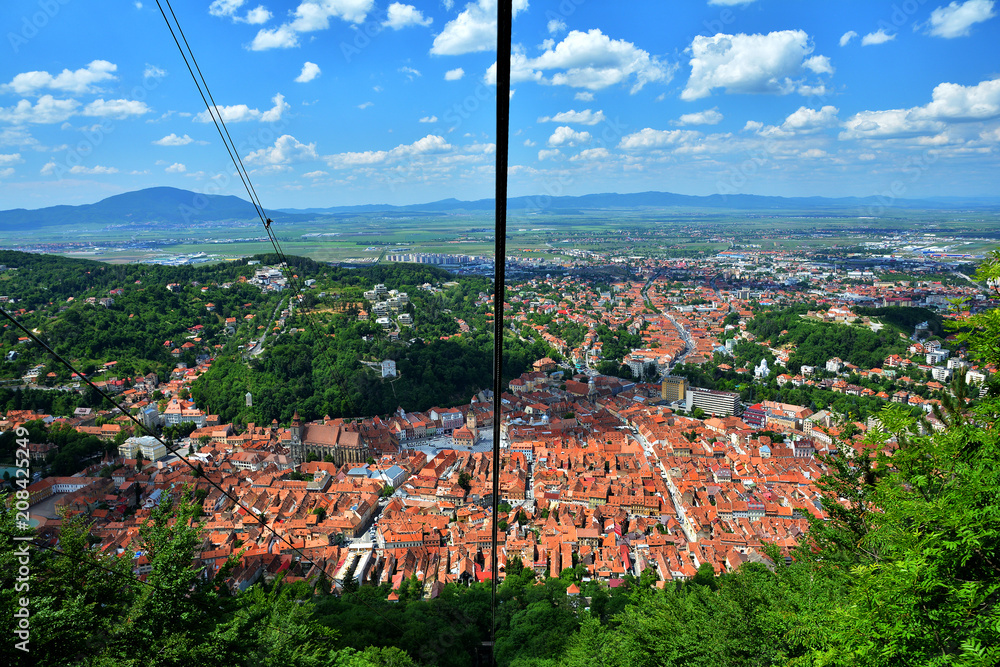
[2,186,999,230]
[0,186,314,229]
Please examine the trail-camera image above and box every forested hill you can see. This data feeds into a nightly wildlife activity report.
[0,186,318,229]
[0,250,551,424]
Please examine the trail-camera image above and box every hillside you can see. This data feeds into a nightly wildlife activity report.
[0,186,318,229]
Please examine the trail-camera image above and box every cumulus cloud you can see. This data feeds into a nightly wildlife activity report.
[165,162,187,173]
[618,128,701,151]
[570,147,610,161]
[486,29,674,94]
[547,18,566,34]
[194,93,288,122]
[251,0,374,50]
[153,133,198,146]
[861,29,895,45]
[210,0,272,24]
[537,148,561,160]
[2,60,117,96]
[682,30,830,100]
[444,67,465,81]
[295,62,321,82]
[674,108,723,126]
[81,98,151,119]
[419,115,438,123]
[0,96,79,124]
[0,153,23,166]
[399,66,422,80]
[325,134,453,167]
[783,105,839,131]
[841,78,1000,140]
[925,0,996,38]
[804,55,834,75]
[537,109,606,125]
[383,3,432,29]
[574,91,594,102]
[431,0,528,55]
[246,134,319,164]
[546,126,591,147]
[839,30,858,46]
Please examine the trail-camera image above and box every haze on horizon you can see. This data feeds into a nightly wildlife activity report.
[1,0,999,210]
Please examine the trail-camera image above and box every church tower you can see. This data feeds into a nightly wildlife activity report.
[290,410,304,465]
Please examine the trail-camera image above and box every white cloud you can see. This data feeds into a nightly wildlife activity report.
[81,98,150,119]
[303,169,328,178]
[0,153,23,166]
[246,134,319,164]
[419,115,438,123]
[674,108,723,126]
[383,3,432,29]
[804,55,834,75]
[0,167,13,178]
[925,0,996,38]
[839,30,858,46]
[574,91,594,102]
[399,66,422,80]
[861,29,895,45]
[683,30,830,100]
[841,109,945,139]
[537,148,561,160]
[523,139,536,146]
[244,6,272,23]
[143,64,167,79]
[783,105,839,131]
[69,165,119,175]
[547,126,591,147]
[251,24,299,49]
[570,147,610,161]
[153,133,197,146]
[547,18,566,35]
[0,96,79,124]
[841,78,1000,140]
[326,134,453,167]
[358,101,373,109]
[516,29,675,94]
[618,128,701,151]
[430,0,528,55]
[40,161,58,175]
[3,60,117,96]
[194,93,287,122]
[537,109,606,126]
[295,62,321,83]
[445,67,465,81]
[165,162,187,173]
[916,77,1000,120]
[0,128,37,147]
[209,0,245,17]
[250,0,374,50]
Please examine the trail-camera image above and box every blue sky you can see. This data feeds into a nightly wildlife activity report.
[1,0,999,209]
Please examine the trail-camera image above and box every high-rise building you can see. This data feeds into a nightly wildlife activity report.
[686,387,740,416]
[661,375,688,402]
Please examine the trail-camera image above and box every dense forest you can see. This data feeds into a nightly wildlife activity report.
[746,305,908,372]
[1,250,541,424]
